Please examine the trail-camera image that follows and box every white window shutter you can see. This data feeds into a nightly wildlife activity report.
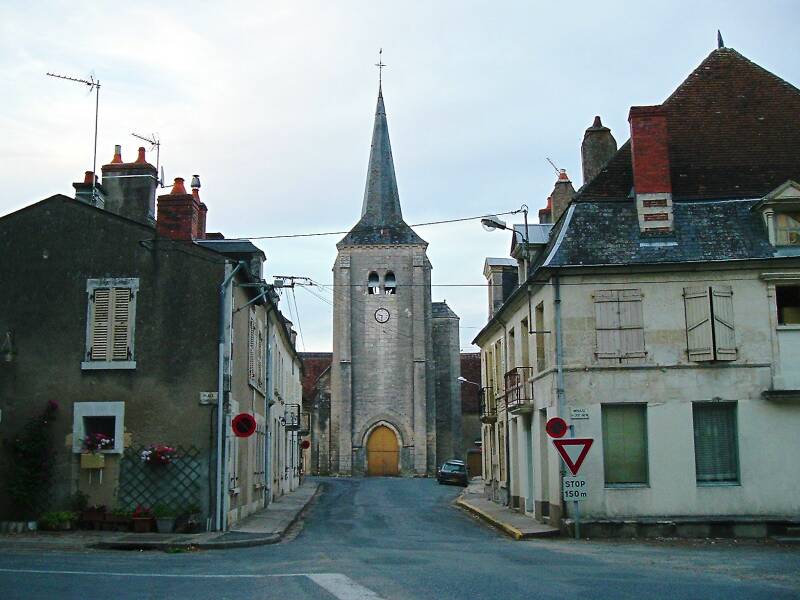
[684,287,714,361]
[90,289,111,360]
[110,288,131,361]
[711,286,737,361]
[619,289,646,360]
[594,290,621,359]
[248,310,257,383]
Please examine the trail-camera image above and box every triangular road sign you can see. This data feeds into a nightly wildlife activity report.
[552,438,594,476]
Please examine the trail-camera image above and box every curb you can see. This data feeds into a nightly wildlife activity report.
[91,483,321,551]
[456,498,525,540]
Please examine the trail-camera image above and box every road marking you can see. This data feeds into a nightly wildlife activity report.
[0,568,386,598]
[307,573,386,600]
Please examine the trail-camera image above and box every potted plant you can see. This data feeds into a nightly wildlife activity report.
[140,444,177,466]
[80,504,106,530]
[39,511,78,531]
[105,508,132,532]
[131,505,154,533]
[80,433,114,469]
[153,504,176,534]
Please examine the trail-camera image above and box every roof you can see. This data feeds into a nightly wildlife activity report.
[338,87,426,247]
[484,257,517,268]
[580,48,800,201]
[195,239,265,258]
[432,301,458,319]
[512,224,553,245]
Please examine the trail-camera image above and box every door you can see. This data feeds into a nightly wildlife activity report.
[366,426,399,476]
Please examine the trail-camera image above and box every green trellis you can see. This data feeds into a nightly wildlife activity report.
[118,445,204,512]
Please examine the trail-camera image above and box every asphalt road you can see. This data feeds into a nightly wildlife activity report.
[0,477,798,599]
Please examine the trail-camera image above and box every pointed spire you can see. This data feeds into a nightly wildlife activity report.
[359,86,403,224]
[717,30,725,49]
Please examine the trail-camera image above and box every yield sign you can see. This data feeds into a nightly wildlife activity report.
[552,438,593,476]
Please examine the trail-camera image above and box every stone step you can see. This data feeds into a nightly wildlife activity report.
[772,536,800,545]
[784,526,800,536]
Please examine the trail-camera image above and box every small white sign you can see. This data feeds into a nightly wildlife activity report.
[570,407,589,420]
[200,392,218,405]
[562,476,589,501]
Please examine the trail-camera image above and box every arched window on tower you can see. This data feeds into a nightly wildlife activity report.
[367,272,380,295]
[384,272,396,295]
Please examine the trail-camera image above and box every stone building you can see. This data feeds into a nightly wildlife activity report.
[305,85,462,476]
[474,47,800,536]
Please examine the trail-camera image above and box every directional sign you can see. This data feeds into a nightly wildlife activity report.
[545,417,568,438]
[562,476,588,501]
[552,438,594,476]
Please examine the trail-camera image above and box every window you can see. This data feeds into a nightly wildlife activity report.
[384,271,396,295]
[248,309,265,392]
[602,404,648,485]
[594,289,646,363]
[683,286,737,361]
[367,272,380,295]
[775,212,800,246]
[82,278,138,370]
[693,403,739,484]
[72,402,125,454]
[777,285,800,325]
[507,328,516,369]
[535,303,546,372]
[520,318,530,367]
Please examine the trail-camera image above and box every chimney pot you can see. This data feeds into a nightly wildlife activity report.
[171,177,187,195]
[135,147,147,164]
[191,175,201,190]
[83,171,95,185]
[592,115,602,128]
[581,115,617,185]
[111,145,123,164]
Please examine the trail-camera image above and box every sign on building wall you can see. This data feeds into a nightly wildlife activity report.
[570,407,589,420]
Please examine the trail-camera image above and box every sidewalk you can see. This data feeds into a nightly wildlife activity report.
[456,478,559,540]
[0,480,320,552]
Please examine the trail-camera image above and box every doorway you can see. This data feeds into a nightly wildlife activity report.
[366,425,399,476]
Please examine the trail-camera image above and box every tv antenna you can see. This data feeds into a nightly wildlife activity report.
[545,157,561,176]
[46,71,101,201]
[131,132,165,187]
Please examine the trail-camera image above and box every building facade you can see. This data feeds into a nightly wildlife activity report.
[475,47,800,535]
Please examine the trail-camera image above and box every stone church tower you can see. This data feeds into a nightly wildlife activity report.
[328,85,461,476]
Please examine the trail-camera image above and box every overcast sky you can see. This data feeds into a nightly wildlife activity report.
[1,1,798,352]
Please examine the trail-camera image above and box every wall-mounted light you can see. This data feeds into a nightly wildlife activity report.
[1,330,16,363]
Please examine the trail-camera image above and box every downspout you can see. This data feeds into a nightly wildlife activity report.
[553,274,568,522]
[216,261,245,532]
[264,297,275,506]
[500,318,512,508]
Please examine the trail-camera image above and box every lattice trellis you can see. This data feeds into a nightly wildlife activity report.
[118,445,204,512]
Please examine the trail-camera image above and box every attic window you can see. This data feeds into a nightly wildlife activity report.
[775,212,800,246]
[367,272,380,295]
[777,285,800,325]
[384,272,396,295]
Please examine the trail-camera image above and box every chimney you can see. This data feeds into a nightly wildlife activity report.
[100,145,158,225]
[550,169,576,223]
[538,196,553,224]
[581,116,617,185]
[156,177,207,240]
[483,259,518,319]
[629,105,673,233]
[191,175,207,240]
[72,170,106,208]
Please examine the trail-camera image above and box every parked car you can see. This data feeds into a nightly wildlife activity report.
[437,460,468,486]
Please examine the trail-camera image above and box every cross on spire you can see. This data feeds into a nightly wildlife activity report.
[375,48,386,86]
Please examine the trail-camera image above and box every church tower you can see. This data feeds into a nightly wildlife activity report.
[330,84,437,476]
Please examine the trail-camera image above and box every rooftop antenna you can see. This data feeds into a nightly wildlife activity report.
[46,71,101,201]
[545,157,561,176]
[131,132,165,186]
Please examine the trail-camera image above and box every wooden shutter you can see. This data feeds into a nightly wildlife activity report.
[602,404,648,484]
[619,289,646,360]
[594,290,621,359]
[711,286,737,361]
[110,288,131,360]
[256,321,265,390]
[248,309,257,382]
[90,289,111,360]
[683,287,714,361]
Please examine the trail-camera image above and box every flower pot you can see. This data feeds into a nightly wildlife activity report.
[26,521,38,532]
[80,453,105,469]
[155,517,175,534]
[131,517,154,533]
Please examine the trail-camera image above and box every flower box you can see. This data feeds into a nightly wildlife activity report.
[80,453,105,469]
[131,517,154,533]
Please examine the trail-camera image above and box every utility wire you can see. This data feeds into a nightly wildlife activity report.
[290,287,307,352]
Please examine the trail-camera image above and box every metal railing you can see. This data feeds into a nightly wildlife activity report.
[504,366,534,411]
[479,388,498,424]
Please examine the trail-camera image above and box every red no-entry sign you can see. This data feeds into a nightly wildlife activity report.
[545,417,568,438]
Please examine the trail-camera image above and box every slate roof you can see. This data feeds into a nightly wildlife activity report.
[195,239,266,258]
[339,87,426,247]
[432,301,458,319]
[580,48,800,201]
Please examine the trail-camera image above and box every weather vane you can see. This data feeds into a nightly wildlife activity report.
[375,48,387,86]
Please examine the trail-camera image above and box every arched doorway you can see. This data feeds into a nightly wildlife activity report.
[366,425,399,476]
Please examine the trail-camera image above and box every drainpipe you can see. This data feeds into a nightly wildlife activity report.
[553,274,568,524]
[500,319,512,508]
[216,261,245,532]
[264,298,275,506]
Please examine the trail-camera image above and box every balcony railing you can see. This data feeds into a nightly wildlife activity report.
[504,366,534,412]
[480,388,497,424]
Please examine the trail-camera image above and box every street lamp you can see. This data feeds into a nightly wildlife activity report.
[457,376,481,387]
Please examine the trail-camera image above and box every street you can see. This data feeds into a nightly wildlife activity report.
[0,478,798,599]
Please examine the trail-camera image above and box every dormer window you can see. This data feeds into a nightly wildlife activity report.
[384,272,396,295]
[754,180,800,247]
[367,272,380,295]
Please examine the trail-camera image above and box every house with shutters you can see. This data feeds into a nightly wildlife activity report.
[473,46,800,537]
[0,145,302,530]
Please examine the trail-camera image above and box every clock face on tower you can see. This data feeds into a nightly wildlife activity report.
[374,308,391,324]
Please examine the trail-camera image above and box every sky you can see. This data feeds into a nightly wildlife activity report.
[1,1,798,352]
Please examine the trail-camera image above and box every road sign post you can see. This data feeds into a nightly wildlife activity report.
[551,437,593,540]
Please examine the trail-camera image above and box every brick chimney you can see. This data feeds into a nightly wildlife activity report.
[550,169,575,223]
[629,106,673,233]
[156,177,208,240]
[72,170,106,208]
[538,196,553,224]
[581,116,617,185]
[100,145,158,225]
